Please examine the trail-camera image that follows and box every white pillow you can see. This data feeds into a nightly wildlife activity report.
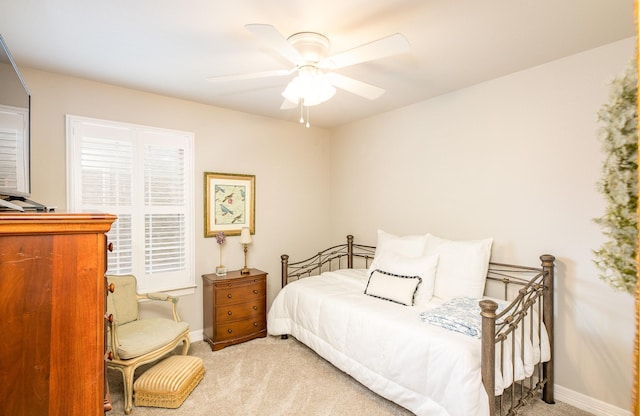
[364,269,422,306]
[425,234,493,300]
[367,229,428,277]
[374,251,439,305]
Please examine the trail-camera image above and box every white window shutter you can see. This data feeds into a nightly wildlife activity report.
[66,115,194,293]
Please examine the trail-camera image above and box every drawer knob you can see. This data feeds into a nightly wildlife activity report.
[227,294,232,299]
[253,290,258,294]
[253,306,257,311]
[227,329,233,334]
[108,283,115,293]
[227,311,232,316]
[253,322,258,327]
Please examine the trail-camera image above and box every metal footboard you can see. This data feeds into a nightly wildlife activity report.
[481,255,555,415]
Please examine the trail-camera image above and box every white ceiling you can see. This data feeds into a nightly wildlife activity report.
[0,0,634,128]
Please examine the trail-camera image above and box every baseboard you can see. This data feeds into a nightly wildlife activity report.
[189,329,204,343]
[555,384,631,416]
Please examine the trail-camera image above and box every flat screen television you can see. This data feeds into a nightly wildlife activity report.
[0,34,33,211]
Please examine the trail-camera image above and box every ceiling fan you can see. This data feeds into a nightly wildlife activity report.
[206,24,410,126]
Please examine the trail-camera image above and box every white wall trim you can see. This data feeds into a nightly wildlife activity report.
[190,330,204,343]
[556,384,630,416]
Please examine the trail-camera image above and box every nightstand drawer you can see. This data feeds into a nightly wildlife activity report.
[213,275,265,290]
[214,280,265,305]
[215,316,266,341]
[215,299,265,323]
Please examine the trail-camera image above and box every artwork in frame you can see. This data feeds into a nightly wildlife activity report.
[204,172,255,237]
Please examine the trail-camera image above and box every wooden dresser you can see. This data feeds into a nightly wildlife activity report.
[0,212,116,416]
[202,269,267,351]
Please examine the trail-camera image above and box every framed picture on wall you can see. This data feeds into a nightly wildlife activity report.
[204,172,255,237]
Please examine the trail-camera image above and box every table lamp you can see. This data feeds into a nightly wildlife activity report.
[240,227,253,274]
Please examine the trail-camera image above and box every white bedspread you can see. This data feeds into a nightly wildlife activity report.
[267,269,550,416]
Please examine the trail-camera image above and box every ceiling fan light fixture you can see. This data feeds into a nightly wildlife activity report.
[282,66,336,107]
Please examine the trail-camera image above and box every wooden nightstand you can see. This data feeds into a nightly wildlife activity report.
[202,268,267,351]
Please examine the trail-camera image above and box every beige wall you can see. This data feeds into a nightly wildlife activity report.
[330,38,636,412]
[21,67,333,329]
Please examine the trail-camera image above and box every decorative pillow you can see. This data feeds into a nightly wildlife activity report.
[364,269,422,306]
[374,251,439,306]
[367,229,428,277]
[425,234,493,300]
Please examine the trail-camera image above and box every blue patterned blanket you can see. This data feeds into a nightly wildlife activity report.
[419,297,508,338]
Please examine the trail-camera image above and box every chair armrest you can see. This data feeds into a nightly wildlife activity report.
[145,292,170,301]
[106,315,121,360]
[136,292,181,322]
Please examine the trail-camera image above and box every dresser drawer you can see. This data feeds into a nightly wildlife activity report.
[214,279,266,305]
[215,299,265,324]
[215,316,266,341]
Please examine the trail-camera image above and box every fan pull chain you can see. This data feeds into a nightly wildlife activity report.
[299,100,304,124]
[297,99,312,128]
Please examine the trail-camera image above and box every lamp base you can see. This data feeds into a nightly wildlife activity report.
[240,266,250,275]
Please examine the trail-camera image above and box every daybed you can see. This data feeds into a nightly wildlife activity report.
[267,233,555,416]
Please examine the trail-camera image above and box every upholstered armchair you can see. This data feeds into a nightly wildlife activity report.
[106,274,190,415]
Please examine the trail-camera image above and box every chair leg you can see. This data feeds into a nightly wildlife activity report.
[121,366,136,415]
[180,336,191,355]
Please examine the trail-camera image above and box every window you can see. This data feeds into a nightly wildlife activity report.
[0,105,29,195]
[66,115,195,293]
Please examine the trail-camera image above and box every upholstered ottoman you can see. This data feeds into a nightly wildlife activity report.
[134,355,204,409]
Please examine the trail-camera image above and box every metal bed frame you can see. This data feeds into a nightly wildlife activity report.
[280,234,555,416]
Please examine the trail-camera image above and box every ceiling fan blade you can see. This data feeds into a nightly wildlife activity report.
[245,24,303,65]
[326,73,385,100]
[280,99,298,110]
[206,68,294,82]
[320,33,410,69]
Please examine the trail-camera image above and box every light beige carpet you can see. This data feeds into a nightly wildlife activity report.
[106,336,593,416]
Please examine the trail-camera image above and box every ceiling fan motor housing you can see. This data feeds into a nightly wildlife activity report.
[287,32,330,64]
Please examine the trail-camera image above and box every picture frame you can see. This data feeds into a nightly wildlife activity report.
[204,172,255,237]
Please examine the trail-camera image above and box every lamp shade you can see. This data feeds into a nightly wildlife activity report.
[240,227,252,244]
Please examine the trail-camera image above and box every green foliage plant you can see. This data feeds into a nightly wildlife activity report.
[593,59,638,295]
